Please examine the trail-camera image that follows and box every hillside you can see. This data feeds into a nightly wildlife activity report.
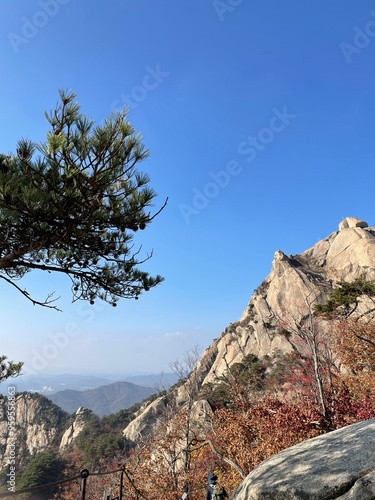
[124,372,179,388]
[123,216,375,440]
[0,372,179,396]
[47,380,158,416]
[2,216,374,499]
[112,216,375,499]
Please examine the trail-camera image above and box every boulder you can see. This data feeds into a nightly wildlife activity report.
[231,419,375,499]
[339,216,368,230]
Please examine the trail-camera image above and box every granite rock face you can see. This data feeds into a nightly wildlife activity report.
[0,393,68,468]
[123,396,169,442]
[338,216,369,230]
[199,217,375,385]
[59,406,92,449]
[123,217,375,438]
[0,394,96,467]
[231,418,375,500]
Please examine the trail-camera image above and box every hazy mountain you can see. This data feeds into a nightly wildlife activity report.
[0,372,178,396]
[0,373,114,396]
[124,372,179,388]
[47,380,158,416]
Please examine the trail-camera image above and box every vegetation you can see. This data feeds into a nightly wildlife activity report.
[0,89,165,383]
[73,411,127,468]
[0,89,165,310]
[3,279,375,499]
[0,355,23,382]
[200,354,267,410]
[15,450,66,499]
[314,277,375,318]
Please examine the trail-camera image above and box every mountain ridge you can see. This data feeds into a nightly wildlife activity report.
[0,372,178,396]
[1,216,374,497]
[122,216,375,441]
[47,380,159,417]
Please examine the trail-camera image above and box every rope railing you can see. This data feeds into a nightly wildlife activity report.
[0,466,125,500]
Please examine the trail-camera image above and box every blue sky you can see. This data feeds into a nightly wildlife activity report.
[0,0,374,378]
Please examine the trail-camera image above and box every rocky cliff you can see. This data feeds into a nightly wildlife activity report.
[0,393,68,469]
[0,393,97,469]
[123,216,375,440]
[1,217,373,468]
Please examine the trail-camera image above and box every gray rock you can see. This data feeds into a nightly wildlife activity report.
[231,419,375,500]
[337,470,375,499]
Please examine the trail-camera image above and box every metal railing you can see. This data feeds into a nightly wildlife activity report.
[0,466,125,499]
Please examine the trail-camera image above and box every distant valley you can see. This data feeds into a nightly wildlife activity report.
[0,372,179,417]
[47,380,159,417]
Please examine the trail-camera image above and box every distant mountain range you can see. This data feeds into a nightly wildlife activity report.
[124,373,178,389]
[47,380,158,417]
[0,372,178,396]
[0,372,179,417]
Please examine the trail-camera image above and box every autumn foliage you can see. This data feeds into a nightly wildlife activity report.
[333,318,375,396]
[27,281,375,499]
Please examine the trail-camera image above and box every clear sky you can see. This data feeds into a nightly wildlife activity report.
[0,0,374,378]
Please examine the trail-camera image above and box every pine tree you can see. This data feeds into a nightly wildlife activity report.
[0,90,166,309]
[0,355,23,381]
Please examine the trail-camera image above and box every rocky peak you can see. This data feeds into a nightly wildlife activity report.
[302,216,375,281]
[338,216,369,230]
[123,217,375,440]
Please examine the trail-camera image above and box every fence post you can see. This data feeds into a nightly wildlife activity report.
[80,469,90,500]
[119,469,124,500]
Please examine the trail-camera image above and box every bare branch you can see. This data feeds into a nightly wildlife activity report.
[188,440,246,479]
[0,275,61,311]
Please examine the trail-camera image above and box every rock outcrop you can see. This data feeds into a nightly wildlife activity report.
[59,407,91,449]
[231,418,375,499]
[122,217,375,438]
[201,216,375,384]
[0,393,68,469]
[338,216,369,230]
[123,397,169,442]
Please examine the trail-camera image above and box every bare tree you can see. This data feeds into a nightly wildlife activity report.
[278,292,338,423]
[169,345,203,495]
